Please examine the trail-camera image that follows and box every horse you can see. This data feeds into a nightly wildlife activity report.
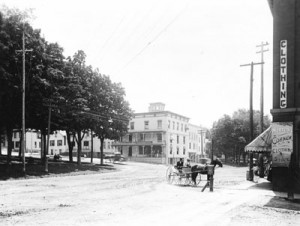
[191,158,223,184]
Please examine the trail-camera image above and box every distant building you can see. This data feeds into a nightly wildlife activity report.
[1,130,116,157]
[10,130,42,154]
[113,103,206,164]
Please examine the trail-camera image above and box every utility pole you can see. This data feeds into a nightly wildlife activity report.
[240,62,264,181]
[256,42,269,134]
[16,27,32,174]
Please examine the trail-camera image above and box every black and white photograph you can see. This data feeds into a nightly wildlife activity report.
[0,0,299,225]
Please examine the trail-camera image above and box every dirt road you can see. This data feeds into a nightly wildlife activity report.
[0,162,299,226]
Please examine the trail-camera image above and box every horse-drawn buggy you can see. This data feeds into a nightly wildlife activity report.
[166,165,202,185]
[166,158,223,186]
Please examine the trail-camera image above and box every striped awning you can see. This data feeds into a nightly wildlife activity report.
[244,126,272,153]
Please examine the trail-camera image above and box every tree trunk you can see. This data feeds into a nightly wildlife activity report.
[91,130,93,163]
[100,137,104,165]
[41,129,47,162]
[6,126,13,164]
[66,130,73,162]
[76,130,82,165]
[0,131,2,155]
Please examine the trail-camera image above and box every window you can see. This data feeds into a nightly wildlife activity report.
[15,141,20,148]
[183,147,186,155]
[57,140,62,146]
[173,122,175,130]
[177,147,179,155]
[139,133,144,141]
[177,122,179,130]
[34,142,37,148]
[181,123,183,131]
[177,135,179,144]
[130,122,134,130]
[157,133,162,142]
[189,143,191,149]
[63,136,66,145]
[13,132,17,139]
[129,135,132,142]
[139,146,143,155]
[144,121,149,130]
[83,141,89,147]
[157,120,162,129]
[183,136,185,144]
[170,147,172,154]
[50,140,55,146]
[108,142,111,149]
[39,142,41,148]
[168,120,170,129]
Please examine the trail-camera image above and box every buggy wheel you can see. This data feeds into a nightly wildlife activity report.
[185,174,193,185]
[195,174,201,185]
[166,166,175,184]
[174,174,189,186]
[190,173,201,186]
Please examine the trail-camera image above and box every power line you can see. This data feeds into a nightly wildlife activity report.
[80,110,130,123]
[114,2,189,76]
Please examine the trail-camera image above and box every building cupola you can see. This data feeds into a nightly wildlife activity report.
[148,102,165,112]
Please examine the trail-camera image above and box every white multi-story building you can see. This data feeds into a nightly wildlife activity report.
[10,130,42,155]
[3,130,116,157]
[114,103,206,164]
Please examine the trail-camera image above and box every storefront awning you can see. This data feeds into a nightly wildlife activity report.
[244,126,272,153]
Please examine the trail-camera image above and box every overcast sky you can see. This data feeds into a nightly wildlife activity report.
[1,0,273,128]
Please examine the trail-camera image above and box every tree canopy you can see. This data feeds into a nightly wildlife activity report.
[0,7,133,164]
[210,109,271,163]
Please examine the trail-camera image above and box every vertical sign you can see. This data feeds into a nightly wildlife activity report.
[271,122,293,167]
[280,40,287,108]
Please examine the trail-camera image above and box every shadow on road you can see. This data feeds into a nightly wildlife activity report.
[264,196,300,211]
[0,156,116,180]
[248,179,300,211]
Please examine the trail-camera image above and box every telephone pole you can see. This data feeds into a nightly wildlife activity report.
[240,61,264,181]
[16,27,32,174]
[256,42,269,133]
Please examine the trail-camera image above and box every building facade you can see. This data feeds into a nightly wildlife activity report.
[114,103,206,164]
[1,130,116,157]
[268,0,300,192]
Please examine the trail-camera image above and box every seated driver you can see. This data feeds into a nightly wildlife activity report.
[176,158,184,171]
[186,158,191,168]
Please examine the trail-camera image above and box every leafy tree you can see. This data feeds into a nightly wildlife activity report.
[91,75,133,165]
[0,6,133,169]
[211,109,271,163]
[60,50,92,165]
[0,8,28,162]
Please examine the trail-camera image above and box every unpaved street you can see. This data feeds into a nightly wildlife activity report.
[1,162,299,226]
